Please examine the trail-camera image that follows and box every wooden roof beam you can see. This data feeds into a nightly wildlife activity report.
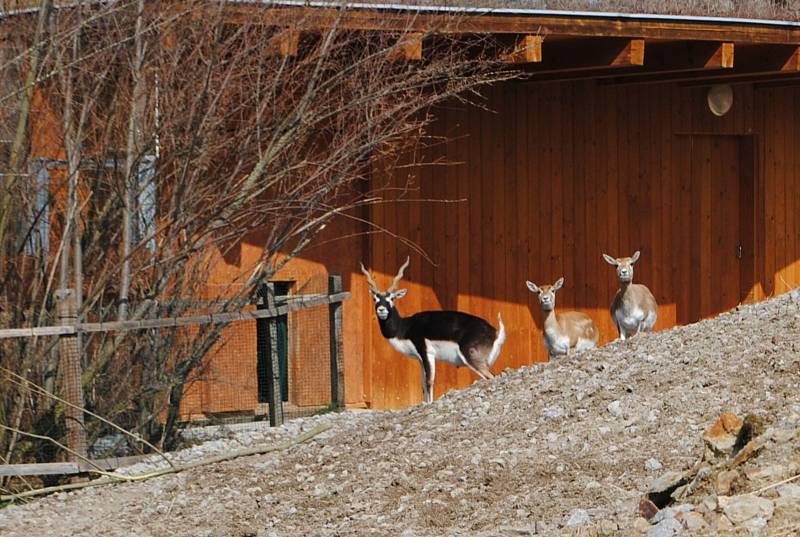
[613,38,646,66]
[398,32,423,61]
[606,43,800,85]
[223,7,800,45]
[753,76,800,89]
[519,40,739,84]
[684,72,800,87]
[708,41,735,68]
[503,35,543,64]
[385,32,424,61]
[519,37,644,77]
[279,28,300,57]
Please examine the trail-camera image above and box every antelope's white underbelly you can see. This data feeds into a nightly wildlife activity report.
[387,337,465,367]
[424,339,464,366]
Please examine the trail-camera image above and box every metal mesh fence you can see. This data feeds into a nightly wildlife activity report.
[183,292,337,424]
[0,279,347,483]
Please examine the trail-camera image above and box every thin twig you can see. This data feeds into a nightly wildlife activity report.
[0,425,113,477]
[749,472,800,496]
[0,423,331,502]
[0,368,175,469]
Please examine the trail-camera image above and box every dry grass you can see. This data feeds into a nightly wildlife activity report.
[361,0,800,21]
[2,0,798,21]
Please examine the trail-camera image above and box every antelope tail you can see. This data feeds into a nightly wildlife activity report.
[487,313,506,367]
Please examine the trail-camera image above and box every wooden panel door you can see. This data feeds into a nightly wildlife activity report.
[686,135,754,322]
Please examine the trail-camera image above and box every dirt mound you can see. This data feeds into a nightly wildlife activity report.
[2,294,800,536]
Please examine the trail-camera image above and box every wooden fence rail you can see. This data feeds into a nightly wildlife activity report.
[1,285,350,476]
[0,292,350,339]
[0,454,152,477]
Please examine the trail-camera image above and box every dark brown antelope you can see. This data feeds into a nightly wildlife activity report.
[526,277,599,359]
[361,257,506,403]
[602,251,658,340]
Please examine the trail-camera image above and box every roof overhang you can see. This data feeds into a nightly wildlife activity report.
[5,0,800,86]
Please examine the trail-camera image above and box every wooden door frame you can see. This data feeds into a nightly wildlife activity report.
[738,135,760,304]
[675,133,759,315]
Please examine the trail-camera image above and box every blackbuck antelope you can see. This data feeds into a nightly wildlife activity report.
[361,257,506,403]
[602,251,658,340]
[526,277,599,359]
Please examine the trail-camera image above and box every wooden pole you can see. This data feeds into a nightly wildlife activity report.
[328,275,345,410]
[264,284,283,427]
[55,288,87,460]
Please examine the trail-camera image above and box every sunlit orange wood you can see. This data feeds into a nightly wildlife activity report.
[503,35,543,64]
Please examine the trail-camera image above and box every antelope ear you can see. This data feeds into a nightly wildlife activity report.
[393,288,408,299]
[602,253,618,266]
[631,250,641,264]
[525,281,540,294]
[553,277,564,291]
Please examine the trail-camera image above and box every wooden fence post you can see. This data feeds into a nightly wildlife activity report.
[55,288,87,460]
[328,275,345,410]
[265,284,284,427]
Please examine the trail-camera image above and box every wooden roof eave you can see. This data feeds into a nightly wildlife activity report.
[6,1,800,85]
[4,0,800,44]
[223,5,800,85]
[229,6,800,46]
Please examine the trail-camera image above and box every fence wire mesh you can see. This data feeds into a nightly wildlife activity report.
[183,293,336,424]
[0,278,346,490]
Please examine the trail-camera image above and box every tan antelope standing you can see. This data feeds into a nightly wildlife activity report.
[602,251,658,340]
[361,257,506,403]
[526,277,599,359]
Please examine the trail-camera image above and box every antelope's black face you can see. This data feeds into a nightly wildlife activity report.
[370,289,407,320]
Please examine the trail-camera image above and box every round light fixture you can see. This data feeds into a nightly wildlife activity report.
[707,84,734,117]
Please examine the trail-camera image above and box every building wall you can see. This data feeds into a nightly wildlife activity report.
[757,86,800,301]
[179,210,372,417]
[27,85,374,419]
[362,80,800,409]
[26,75,800,414]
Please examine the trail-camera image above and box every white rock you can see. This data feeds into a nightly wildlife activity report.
[651,504,694,524]
[741,516,769,535]
[645,458,663,471]
[778,483,800,500]
[722,496,774,524]
[543,406,566,419]
[564,508,590,527]
[607,400,623,418]
[680,511,707,531]
[647,516,683,537]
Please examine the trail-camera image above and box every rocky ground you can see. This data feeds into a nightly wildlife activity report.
[2,293,800,536]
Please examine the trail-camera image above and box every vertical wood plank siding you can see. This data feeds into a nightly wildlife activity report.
[363,80,800,409]
[29,79,800,413]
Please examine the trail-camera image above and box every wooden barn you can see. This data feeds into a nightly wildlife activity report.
[262,4,800,410]
[11,2,800,415]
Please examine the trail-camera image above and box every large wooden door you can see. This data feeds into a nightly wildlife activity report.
[686,135,755,322]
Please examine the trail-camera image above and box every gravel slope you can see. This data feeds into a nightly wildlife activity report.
[2,293,800,536]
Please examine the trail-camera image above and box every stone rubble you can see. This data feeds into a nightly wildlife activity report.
[633,406,800,537]
[1,293,800,536]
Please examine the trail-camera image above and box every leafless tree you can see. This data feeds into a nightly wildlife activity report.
[0,0,516,465]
